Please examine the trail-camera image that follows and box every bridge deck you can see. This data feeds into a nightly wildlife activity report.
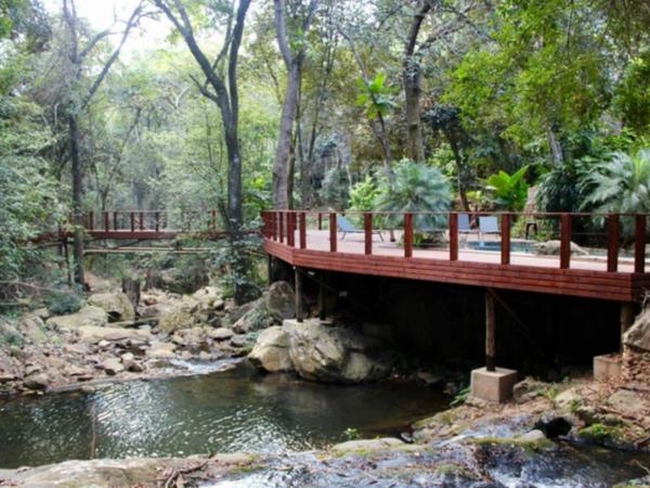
[263,220,650,303]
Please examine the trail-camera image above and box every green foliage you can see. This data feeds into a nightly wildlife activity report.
[484,166,528,211]
[343,427,360,441]
[450,386,470,407]
[580,148,650,237]
[348,175,379,212]
[375,160,452,230]
[355,73,397,120]
[614,52,650,135]
[45,290,82,316]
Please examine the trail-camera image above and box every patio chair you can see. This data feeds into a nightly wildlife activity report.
[336,215,384,241]
[458,213,478,245]
[479,216,500,242]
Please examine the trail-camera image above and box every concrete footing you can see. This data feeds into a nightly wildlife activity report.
[593,353,622,381]
[470,366,517,403]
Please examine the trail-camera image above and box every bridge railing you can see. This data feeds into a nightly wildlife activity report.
[84,209,222,234]
[261,210,649,274]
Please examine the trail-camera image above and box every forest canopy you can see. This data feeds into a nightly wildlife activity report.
[3,0,650,300]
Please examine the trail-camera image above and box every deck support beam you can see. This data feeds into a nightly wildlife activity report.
[620,302,634,350]
[294,267,303,323]
[318,273,327,320]
[470,288,517,403]
[485,290,496,372]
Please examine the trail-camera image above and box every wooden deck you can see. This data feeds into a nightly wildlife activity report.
[262,211,650,303]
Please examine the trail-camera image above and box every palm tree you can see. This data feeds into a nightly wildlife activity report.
[375,160,452,231]
[580,148,650,237]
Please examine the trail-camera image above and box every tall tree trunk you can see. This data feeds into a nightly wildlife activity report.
[272,0,319,210]
[69,113,84,285]
[272,62,300,209]
[403,1,431,163]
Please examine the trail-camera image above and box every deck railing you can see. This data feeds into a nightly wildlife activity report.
[261,210,648,274]
[83,209,221,234]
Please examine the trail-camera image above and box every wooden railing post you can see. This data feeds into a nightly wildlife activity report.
[501,213,511,265]
[155,211,160,232]
[364,213,373,255]
[287,212,295,247]
[318,212,323,230]
[607,213,620,273]
[404,213,413,258]
[635,214,646,273]
[88,211,94,231]
[299,212,307,249]
[279,212,285,243]
[449,213,458,261]
[130,212,135,232]
[103,211,109,233]
[113,211,118,230]
[139,212,144,231]
[560,213,572,269]
[329,213,337,252]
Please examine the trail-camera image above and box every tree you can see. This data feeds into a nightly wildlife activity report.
[61,0,145,285]
[271,0,320,210]
[154,0,254,304]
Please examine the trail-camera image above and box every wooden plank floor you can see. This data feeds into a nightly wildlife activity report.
[265,231,650,303]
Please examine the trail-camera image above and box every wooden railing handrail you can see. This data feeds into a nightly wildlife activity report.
[261,209,649,275]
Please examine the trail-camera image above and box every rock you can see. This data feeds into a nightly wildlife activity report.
[554,388,582,410]
[285,319,391,383]
[209,327,234,341]
[146,342,177,359]
[24,372,50,390]
[102,358,125,375]
[534,240,589,256]
[517,429,548,443]
[623,308,650,351]
[192,285,224,310]
[46,306,108,330]
[87,293,136,322]
[77,326,152,343]
[121,352,135,363]
[607,389,649,418]
[534,416,572,438]
[230,334,252,348]
[330,437,404,454]
[248,326,293,373]
[18,314,47,343]
[265,281,295,322]
[198,351,212,361]
[158,306,195,333]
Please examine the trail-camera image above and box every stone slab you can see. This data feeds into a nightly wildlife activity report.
[470,366,517,403]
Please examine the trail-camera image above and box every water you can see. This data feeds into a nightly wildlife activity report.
[0,360,449,468]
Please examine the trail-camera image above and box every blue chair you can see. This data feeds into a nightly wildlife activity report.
[336,215,384,241]
[479,216,500,241]
[458,213,478,245]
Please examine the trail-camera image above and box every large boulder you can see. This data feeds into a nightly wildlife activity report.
[624,308,650,351]
[76,325,152,343]
[233,281,295,334]
[284,319,391,383]
[533,240,588,256]
[248,326,293,372]
[46,306,108,330]
[87,293,136,322]
[623,308,650,385]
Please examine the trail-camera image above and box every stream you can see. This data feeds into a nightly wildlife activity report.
[0,359,448,469]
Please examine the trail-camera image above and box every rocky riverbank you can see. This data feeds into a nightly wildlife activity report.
[1,277,650,487]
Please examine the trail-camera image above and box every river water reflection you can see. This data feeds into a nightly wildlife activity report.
[0,360,449,468]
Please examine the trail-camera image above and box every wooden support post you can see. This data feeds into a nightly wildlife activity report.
[449,213,458,261]
[607,213,620,273]
[364,213,373,255]
[318,273,326,320]
[329,213,337,252]
[404,213,413,258]
[620,302,634,352]
[501,213,511,265]
[560,213,572,269]
[294,267,303,323]
[130,212,135,232]
[318,212,323,230]
[635,214,646,273]
[88,211,94,231]
[299,212,307,249]
[485,290,496,372]
[267,255,273,285]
